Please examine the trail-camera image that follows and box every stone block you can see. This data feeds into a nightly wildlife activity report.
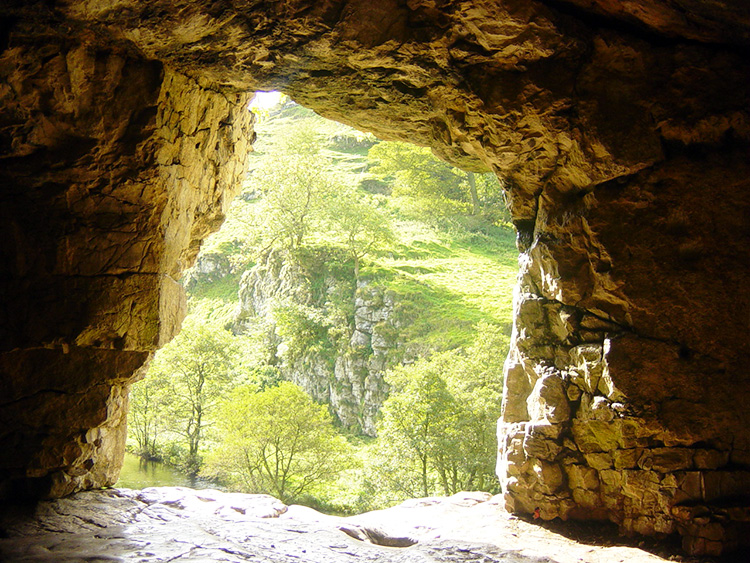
[613,448,641,469]
[523,421,564,460]
[584,452,613,470]
[565,464,600,490]
[527,370,571,424]
[523,433,562,461]
[501,354,532,423]
[621,470,661,499]
[577,393,615,422]
[543,302,576,343]
[527,421,564,439]
[572,487,602,508]
[568,344,603,394]
[572,419,620,452]
[638,448,694,472]
[530,460,564,494]
[677,472,703,501]
[615,417,658,449]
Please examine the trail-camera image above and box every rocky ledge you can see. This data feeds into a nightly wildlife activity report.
[0,487,678,563]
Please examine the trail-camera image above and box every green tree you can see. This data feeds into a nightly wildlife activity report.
[375,359,459,498]
[371,322,506,500]
[148,318,242,473]
[128,369,170,460]
[327,189,394,279]
[368,141,507,224]
[205,382,353,503]
[247,122,343,252]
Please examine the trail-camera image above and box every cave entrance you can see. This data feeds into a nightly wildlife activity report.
[122,91,518,513]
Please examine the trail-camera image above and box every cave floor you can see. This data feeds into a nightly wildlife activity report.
[0,488,714,562]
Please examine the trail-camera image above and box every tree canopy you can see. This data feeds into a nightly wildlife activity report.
[205,382,353,503]
[367,322,507,502]
[368,141,509,227]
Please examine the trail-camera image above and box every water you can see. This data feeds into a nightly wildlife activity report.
[116,453,223,490]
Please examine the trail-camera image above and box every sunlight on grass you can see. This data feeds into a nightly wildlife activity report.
[371,220,517,350]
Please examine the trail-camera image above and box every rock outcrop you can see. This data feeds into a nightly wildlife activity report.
[234,251,397,435]
[182,252,232,291]
[1,0,749,555]
[333,282,397,435]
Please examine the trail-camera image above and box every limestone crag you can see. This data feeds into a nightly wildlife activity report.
[497,149,750,555]
[234,252,397,435]
[333,282,397,436]
[182,252,232,291]
[1,0,749,555]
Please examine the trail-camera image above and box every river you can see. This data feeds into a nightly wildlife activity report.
[116,452,224,490]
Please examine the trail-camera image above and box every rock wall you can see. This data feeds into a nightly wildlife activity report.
[234,252,396,435]
[335,283,397,436]
[0,15,254,497]
[1,0,749,554]
[498,146,750,554]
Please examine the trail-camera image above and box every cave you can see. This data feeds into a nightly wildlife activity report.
[0,0,749,557]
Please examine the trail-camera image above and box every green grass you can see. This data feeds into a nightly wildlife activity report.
[191,101,520,358]
[362,221,517,353]
[188,271,244,303]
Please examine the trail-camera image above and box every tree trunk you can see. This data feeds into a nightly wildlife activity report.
[467,172,480,216]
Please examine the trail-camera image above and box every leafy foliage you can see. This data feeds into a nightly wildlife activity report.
[245,122,343,252]
[368,141,509,227]
[129,371,170,460]
[326,188,394,279]
[364,322,507,505]
[204,382,353,503]
[130,318,245,474]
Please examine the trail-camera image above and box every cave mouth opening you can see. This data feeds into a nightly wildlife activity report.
[1,1,749,558]
[121,90,519,516]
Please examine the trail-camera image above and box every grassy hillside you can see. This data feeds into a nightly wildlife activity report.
[191,98,517,353]
[362,221,516,352]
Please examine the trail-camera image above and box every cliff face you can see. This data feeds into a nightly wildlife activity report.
[1,0,749,554]
[234,252,396,436]
[0,17,254,498]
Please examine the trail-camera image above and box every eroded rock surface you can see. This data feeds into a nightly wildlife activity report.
[0,0,749,555]
[0,488,672,563]
[0,23,254,497]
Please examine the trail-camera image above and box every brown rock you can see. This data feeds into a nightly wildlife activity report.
[637,448,694,473]
[0,0,749,556]
[527,369,571,424]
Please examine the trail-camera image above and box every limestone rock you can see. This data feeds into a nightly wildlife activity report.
[0,31,253,496]
[526,370,571,425]
[0,0,749,556]
[182,252,232,291]
[234,252,398,435]
[0,488,674,563]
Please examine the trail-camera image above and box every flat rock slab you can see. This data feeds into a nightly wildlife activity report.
[0,488,670,562]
